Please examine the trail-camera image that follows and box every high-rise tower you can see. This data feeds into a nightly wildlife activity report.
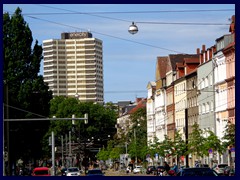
[43,32,104,103]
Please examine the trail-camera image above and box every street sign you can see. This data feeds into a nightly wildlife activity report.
[230,147,235,152]
[208,148,213,154]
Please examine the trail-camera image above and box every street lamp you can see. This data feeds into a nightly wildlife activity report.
[128,22,138,35]
[134,123,140,165]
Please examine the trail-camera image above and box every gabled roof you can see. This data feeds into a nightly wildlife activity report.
[184,57,199,64]
[169,54,198,70]
[156,56,168,80]
[147,81,156,89]
[128,98,147,114]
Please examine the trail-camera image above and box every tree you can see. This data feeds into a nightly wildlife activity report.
[3,7,52,167]
[222,121,235,148]
[203,130,225,156]
[172,130,187,165]
[42,97,117,156]
[126,108,147,163]
[187,123,206,158]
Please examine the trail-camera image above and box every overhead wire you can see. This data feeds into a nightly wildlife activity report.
[4,11,186,54]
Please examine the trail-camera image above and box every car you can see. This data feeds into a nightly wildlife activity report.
[212,164,228,175]
[66,167,81,176]
[146,166,156,174]
[32,167,51,176]
[86,169,105,176]
[199,164,209,168]
[133,166,142,174]
[177,167,218,176]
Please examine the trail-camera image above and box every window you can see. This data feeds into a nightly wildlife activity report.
[203,103,206,114]
[205,77,208,87]
[206,102,210,113]
[201,78,205,89]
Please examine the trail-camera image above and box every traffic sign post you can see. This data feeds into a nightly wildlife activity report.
[208,148,213,168]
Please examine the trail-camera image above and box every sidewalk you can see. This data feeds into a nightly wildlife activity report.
[104,169,153,176]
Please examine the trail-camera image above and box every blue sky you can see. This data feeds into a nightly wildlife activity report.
[3,4,235,103]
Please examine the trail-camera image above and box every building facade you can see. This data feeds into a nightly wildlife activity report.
[43,32,104,103]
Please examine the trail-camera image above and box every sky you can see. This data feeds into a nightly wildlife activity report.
[3,4,235,103]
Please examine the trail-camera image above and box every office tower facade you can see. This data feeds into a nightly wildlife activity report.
[43,32,104,103]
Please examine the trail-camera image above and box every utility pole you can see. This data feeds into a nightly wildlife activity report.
[69,131,72,167]
[134,128,137,165]
[185,108,189,168]
[61,135,63,167]
[51,131,55,176]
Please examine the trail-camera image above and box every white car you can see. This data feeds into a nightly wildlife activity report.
[133,166,142,174]
[66,167,81,176]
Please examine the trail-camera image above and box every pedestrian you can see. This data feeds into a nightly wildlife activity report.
[163,161,170,172]
[171,163,178,174]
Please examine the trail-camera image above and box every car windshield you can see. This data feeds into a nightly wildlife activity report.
[68,168,79,172]
[88,170,103,174]
[34,170,49,175]
[218,164,228,168]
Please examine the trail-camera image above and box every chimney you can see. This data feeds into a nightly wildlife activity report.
[202,45,206,52]
[196,48,200,54]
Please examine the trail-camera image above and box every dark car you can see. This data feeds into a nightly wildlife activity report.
[200,164,209,168]
[146,166,156,174]
[177,167,218,176]
[86,169,105,176]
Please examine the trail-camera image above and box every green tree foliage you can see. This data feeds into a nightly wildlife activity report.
[42,97,117,156]
[203,130,225,155]
[3,7,52,163]
[222,122,235,148]
[96,147,109,161]
[173,130,187,157]
[187,123,206,158]
[126,108,147,163]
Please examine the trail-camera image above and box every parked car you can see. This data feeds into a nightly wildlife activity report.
[86,169,105,176]
[32,167,51,176]
[133,166,142,174]
[199,164,209,168]
[177,167,218,176]
[66,167,81,176]
[212,164,228,175]
[146,166,156,174]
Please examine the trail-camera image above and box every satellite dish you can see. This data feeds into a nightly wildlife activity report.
[128,22,138,35]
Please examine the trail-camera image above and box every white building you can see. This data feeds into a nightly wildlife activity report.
[214,34,233,164]
[146,81,156,145]
[43,32,104,103]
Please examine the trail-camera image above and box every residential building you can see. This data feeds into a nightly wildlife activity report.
[197,45,215,132]
[155,57,168,142]
[116,98,147,139]
[43,32,104,103]
[223,15,235,125]
[214,35,231,164]
[146,81,156,145]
